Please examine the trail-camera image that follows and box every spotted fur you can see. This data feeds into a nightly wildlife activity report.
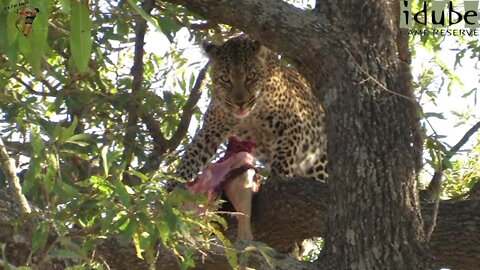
[177,35,327,181]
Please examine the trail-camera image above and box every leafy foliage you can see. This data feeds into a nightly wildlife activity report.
[0,0,237,268]
[443,135,480,199]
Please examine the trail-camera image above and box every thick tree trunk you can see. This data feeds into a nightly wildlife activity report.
[318,12,431,270]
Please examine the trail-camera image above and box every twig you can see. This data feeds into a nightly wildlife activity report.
[344,47,416,103]
[12,75,55,97]
[0,137,31,214]
[18,66,60,94]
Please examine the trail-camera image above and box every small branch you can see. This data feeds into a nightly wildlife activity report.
[17,66,60,95]
[425,171,442,241]
[0,137,31,214]
[141,113,169,151]
[344,47,416,103]
[122,0,156,170]
[3,140,30,154]
[190,21,217,30]
[139,112,169,173]
[12,75,55,97]
[425,121,480,241]
[139,63,209,173]
[167,62,209,149]
[447,121,480,156]
[427,121,480,192]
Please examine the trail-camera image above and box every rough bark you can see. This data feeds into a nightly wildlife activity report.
[1,183,479,269]
[0,137,31,214]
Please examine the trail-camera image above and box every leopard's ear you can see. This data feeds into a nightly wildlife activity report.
[202,41,221,60]
[252,40,262,51]
[252,40,268,63]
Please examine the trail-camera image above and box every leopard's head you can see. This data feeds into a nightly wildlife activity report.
[204,35,269,119]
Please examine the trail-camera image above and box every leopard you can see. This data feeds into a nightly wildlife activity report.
[176,34,328,183]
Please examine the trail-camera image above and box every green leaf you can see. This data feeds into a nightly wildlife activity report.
[65,133,92,147]
[211,226,237,268]
[157,222,169,246]
[462,88,477,98]
[126,0,161,32]
[6,10,19,46]
[23,130,46,198]
[113,180,132,207]
[121,218,137,242]
[59,0,71,14]
[158,15,179,43]
[101,147,109,177]
[443,158,453,170]
[23,2,50,76]
[133,232,144,259]
[32,221,50,253]
[101,149,121,177]
[64,116,78,140]
[59,149,90,160]
[55,181,79,201]
[163,204,179,231]
[127,170,149,182]
[64,140,89,147]
[0,12,19,67]
[70,1,92,72]
[117,20,129,35]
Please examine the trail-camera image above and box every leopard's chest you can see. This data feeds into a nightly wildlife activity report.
[232,111,278,168]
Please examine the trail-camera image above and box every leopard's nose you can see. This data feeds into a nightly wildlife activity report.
[236,101,246,108]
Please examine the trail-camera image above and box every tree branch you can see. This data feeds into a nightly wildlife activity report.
[139,111,170,173]
[122,0,156,171]
[426,121,480,196]
[161,0,338,90]
[12,75,55,97]
[167,62,209,149]
[97,237,318,270]
[448,121,480,155]
[0,138,31,214]
[139,63,208,173]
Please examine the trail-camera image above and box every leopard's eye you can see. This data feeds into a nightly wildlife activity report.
[219,76,230,83]
[246,72,256,81]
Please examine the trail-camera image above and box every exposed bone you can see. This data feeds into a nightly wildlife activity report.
[224,168,257,240]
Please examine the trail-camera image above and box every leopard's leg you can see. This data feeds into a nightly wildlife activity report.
[269,128,297,178]
[176,104,234,181]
